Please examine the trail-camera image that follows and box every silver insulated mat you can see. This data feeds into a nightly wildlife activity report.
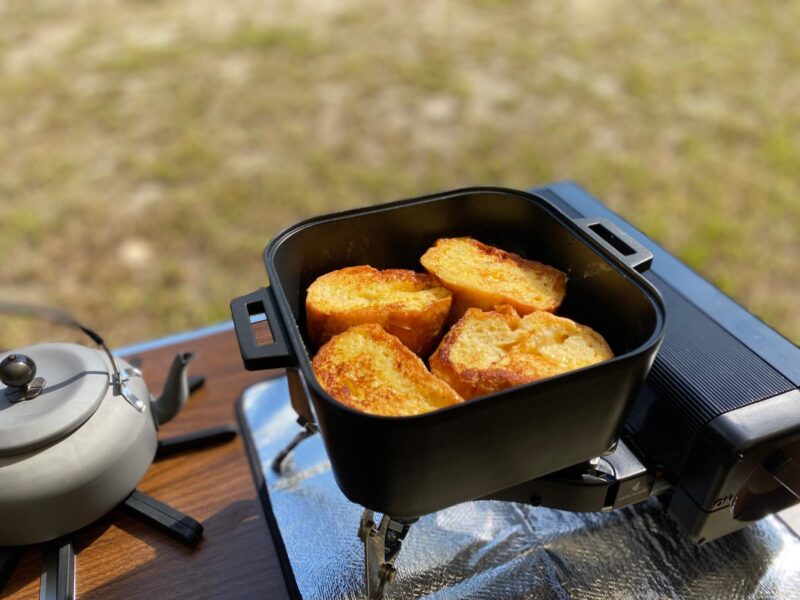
[240,378,800,599]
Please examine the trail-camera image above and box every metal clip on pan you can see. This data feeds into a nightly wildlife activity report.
[574,218,654,273]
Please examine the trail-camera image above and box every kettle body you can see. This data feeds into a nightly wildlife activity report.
[0,342,184,545]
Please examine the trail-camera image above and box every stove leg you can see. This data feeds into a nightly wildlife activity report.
[122,490,204,548]
[40,536,75,600]
[271,416,319,474]
[0,546,23,594]
[358,510,415,600]
[155,424,238,460]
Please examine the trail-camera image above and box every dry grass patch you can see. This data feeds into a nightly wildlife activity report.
[0,0,798,347]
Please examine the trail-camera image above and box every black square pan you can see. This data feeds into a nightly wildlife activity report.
[231,187,666,519]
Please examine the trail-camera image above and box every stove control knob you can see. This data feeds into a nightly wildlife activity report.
[0,353,37,389]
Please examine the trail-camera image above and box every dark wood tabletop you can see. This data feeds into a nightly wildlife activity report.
[3,325,290,600]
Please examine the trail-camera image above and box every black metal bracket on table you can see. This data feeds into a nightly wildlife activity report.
[156,424,238,460]
[188,374,205,395]
[122,490,204,548]
[40,536,75,600]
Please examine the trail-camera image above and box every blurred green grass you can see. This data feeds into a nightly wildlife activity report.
[0,0,798,348]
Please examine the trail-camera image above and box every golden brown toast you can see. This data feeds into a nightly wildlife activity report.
[420,237,567,321]
[312,324,463,416]
[430,305,613,400]
[306,265,452,356]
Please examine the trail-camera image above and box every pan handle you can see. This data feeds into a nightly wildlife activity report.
[230,287,295,371]
[574,218,654,273]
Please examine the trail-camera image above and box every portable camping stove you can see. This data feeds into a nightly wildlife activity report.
[251,182,800,599]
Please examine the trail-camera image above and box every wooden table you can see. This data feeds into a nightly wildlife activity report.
[4,324,290,600]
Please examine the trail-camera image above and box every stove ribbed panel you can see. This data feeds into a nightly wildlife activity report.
[626,275,794,473]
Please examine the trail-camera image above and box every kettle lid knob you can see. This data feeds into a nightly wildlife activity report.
[0,353,37,389]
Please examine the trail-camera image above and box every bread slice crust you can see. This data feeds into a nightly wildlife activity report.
[306,265,452,356]
[312,324,463,416]
[430,305,613,400]
[420,237,567,321]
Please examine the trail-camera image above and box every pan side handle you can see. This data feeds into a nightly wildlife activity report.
[575,217,654,273]
[230,287,294,370]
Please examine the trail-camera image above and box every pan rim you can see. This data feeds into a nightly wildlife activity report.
[263,185,667,422]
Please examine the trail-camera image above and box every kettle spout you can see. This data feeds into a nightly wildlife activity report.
[153,352,195,425]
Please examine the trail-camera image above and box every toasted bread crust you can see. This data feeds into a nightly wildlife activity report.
[430,306,613,400]
[306,265,452,356]
[312,324,463,416]
[420,237,567,321]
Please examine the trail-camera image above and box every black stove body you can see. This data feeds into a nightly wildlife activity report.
[532,182,800,543]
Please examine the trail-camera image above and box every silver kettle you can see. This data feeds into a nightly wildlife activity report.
[0,303,193,546]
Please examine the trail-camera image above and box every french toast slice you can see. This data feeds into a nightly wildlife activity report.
[430,305,613,400]
[420,237,567,321]
[312,324,463,416]
[306,265,452,356]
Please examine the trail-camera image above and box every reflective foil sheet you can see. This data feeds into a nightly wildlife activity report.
[241,378,800,599]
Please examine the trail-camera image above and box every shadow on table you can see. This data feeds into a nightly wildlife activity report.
[78,499,280,600]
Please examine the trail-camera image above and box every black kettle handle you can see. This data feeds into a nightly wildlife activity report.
[230,287,294,371]
[574,218,654,273]
[0,301,124,393]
